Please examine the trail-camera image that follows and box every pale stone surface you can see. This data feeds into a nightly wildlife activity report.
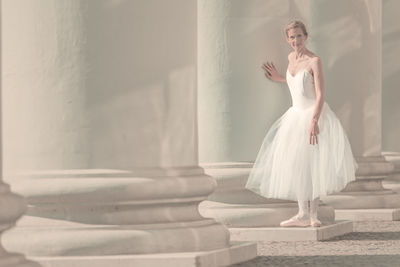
[31,242,257,267]
[382,152,400,196]
[229,221,353,242]
[335,209,400,221]
[383,151,400,180]
[2,169,236,258]
[200,199,334,227]
[232,221,400,266]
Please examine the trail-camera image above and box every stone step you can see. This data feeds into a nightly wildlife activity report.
[229,220,353,241]
[335,208,400,221]
[31,241,257,267]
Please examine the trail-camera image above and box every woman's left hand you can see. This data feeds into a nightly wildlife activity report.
[309,120,319,145]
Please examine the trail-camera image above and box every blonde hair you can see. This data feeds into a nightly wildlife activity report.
[284,20,308,37]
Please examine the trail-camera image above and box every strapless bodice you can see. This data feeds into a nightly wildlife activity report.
[286,68,316,109]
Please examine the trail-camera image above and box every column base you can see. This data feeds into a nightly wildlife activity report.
[0,252,40,267]
[383,151,400,192]
[0,182,40,267]
[3,216,231,256]
[3,169,236,256]
[335,208,400,221]
[383,180,400,193]
[229,220,353,241]
[31,241,256,267]
[322,156,400,217]
[321,190,400,209]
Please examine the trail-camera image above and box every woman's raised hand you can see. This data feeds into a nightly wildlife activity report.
[262,61,281,82]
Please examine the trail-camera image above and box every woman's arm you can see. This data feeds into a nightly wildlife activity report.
[309,57,325,145]
[311,57,325,121]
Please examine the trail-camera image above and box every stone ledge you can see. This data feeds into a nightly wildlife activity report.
[199,200,334,227]
[383,180,400,192]
[229,220,353,241]
[335,208,400,221]
[31,241,257,267]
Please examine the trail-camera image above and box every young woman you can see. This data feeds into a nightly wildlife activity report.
[245,20,357,227]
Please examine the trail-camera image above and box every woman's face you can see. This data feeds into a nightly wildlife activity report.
[286,27,307,51]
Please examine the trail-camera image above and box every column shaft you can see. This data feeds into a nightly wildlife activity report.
[0,1,41,266]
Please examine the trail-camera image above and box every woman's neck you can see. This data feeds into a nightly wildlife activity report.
[294,47,308,60]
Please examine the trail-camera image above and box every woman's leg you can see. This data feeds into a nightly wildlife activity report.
[310,197,322,227]
[280,199,310,227]
[297,200,309,220]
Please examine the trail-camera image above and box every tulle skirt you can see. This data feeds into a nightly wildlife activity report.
[245,102,357,201]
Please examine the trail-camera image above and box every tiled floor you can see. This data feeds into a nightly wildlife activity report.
[231,221,400,267]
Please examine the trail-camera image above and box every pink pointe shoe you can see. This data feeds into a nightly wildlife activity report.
[280,214,310,227]
[310,218,322,227]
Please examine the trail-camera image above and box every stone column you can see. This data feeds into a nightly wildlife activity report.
[311,0,400,221]
[1,1,255,266]
[0,2,40,266]
[197,0,351,241]
[382,0,400,154]
[381,0,400,194]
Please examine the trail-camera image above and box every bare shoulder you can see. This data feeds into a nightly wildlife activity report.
[309,55,322,69]
[288,51,294,61]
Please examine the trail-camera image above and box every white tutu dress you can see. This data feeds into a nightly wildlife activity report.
[245,68,357,201]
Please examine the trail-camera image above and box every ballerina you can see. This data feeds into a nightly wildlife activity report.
[245,20,357,227]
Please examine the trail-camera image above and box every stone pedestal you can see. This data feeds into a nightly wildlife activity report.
[230,221,353,242]
[33,242,255,267]
[382,152,400,193]
[3,170,256,266]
